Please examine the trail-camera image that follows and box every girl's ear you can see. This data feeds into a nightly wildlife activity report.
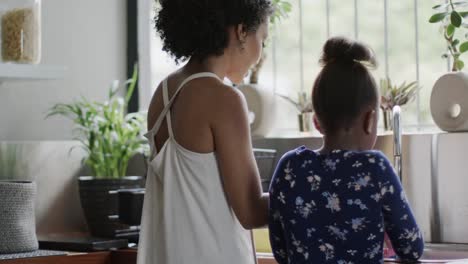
[313,114,323,134]
[364,109,377,134]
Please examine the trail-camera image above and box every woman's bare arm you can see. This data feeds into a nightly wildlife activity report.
[212,85,268,229]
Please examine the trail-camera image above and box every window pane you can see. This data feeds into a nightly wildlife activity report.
[329,0,356,39]
[418,0,449,126]
[145,0,447,131]
[387,0,418,126]
[357,1,386,85]
[270,3,303,131]
[302,0,328,96]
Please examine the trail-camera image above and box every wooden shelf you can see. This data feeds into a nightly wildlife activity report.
[0,63,65,82]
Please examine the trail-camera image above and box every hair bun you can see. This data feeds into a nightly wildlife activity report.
[320,37,376,68]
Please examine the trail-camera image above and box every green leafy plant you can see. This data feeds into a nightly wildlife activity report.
[380,78,420,130]
[429,0,468,71]
[270,0,293,25]
[380,78,420,111]
[249,0,292,84]
[47,66,148,179]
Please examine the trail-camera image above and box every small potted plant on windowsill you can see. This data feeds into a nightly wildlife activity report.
[0,144,38,253]
[277,91,314,132]
[47,66,148,238]
[429,0,468,132]
[380,78,420,131]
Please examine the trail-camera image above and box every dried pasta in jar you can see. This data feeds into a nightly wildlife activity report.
[1,6,40,63]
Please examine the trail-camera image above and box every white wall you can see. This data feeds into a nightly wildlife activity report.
[0,0,127,140]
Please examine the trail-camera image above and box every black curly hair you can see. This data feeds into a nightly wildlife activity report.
[155,0,274,63]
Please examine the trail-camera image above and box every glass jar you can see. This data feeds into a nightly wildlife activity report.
[0,0,41,64]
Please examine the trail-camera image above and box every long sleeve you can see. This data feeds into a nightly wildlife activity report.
[379,154,424,261]
[269,208,288,264]
[268,154,290,264]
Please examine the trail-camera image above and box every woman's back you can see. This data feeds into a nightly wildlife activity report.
[269,146,424,263]
[137,72,256,264]
[147,71,222,154]
[138,0,273,262]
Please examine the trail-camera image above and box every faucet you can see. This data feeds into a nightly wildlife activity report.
[393,106,402,182]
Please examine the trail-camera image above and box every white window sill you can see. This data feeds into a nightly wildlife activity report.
[261,126,451,140]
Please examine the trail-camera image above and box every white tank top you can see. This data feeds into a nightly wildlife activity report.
[137,72,257,264]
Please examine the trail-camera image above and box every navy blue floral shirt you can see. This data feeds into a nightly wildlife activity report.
[268,146,424,264]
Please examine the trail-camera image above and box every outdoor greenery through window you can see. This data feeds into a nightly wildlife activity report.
[145,0,453,134]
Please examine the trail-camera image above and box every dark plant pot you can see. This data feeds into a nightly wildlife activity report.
[382,109,393,131]
[78,176,144,238]
[117,188,145,226]
[0,181,38,253]
[298,112,314,132]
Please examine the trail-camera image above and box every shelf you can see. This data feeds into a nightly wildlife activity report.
[0,63,66,82]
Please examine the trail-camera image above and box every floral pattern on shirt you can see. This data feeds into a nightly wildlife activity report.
[268,147,424,264]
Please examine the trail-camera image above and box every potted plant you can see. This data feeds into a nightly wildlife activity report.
[47,67,148,237]
[429,0,468,132]
[277,91,314,132]
[429,0,468,72]
[0,144,38,253]
[238,0,292,137]
[380,78,420,131]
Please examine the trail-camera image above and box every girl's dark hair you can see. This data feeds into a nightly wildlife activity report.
[312,36,378,134]
[155,0,274,63]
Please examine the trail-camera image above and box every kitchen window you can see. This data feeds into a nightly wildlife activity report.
[138,0,449,134]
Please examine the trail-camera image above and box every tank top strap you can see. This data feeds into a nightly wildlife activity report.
[144,72,221,158]
[162,79,174,138]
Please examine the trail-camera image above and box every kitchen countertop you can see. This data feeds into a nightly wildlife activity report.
[0,249,134,264]
[1,249,461,264]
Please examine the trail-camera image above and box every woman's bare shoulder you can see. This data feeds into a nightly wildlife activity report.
[207,82,246,108]
[178,78,246,112]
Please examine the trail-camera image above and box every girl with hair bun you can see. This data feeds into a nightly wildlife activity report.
[268,37,424,263]
[138,1,274,263]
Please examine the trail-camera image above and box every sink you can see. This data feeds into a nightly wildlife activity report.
[252,229,468,263]
[386,244,468,263]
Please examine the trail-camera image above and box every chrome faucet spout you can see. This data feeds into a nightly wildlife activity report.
[393,106,402,182]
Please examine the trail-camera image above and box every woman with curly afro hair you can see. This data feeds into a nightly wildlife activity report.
[137,1,274,263]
